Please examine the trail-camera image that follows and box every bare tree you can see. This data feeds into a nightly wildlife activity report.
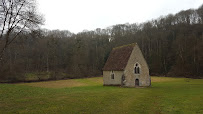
[0,0,44,62]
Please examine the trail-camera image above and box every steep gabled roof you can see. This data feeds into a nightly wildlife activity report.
[103,43,136,71]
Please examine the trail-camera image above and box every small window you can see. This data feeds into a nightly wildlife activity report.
[111,71,114,79]
[134,63,141,74]
[111,73,114,79]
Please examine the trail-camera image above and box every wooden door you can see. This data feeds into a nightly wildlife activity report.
[135,79,139,86]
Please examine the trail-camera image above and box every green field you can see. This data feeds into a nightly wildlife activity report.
[0,77,203,114]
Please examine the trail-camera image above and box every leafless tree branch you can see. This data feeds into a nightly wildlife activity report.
[0,0,44,62]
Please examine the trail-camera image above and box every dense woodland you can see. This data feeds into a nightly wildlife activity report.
[0,5,203,82]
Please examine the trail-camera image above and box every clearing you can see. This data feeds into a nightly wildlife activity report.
[0,76,203,113]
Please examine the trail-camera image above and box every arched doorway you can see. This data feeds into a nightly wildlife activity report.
[135,79,139,86]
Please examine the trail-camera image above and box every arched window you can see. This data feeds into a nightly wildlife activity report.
[137,67,140,74]
[134,63,141,74]
[111,71,114,79]
[134,67,137,74]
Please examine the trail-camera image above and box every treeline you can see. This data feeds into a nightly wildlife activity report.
[0,5,203,82]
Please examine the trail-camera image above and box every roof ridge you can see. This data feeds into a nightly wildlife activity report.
[113,43,137,50]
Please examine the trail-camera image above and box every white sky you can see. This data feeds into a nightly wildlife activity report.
[37,0,203,33]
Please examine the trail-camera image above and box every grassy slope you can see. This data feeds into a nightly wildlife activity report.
[0,77,203,114]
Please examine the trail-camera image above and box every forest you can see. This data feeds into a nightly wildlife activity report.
[0,4,203,82]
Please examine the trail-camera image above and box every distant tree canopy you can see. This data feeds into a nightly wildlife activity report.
[0,4,202,82]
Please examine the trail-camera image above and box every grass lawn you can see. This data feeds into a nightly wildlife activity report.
[0,76,203,114]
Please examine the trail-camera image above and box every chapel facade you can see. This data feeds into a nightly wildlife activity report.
[103,43,151,87]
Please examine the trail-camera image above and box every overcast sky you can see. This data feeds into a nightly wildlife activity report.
[37,0,203,33]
